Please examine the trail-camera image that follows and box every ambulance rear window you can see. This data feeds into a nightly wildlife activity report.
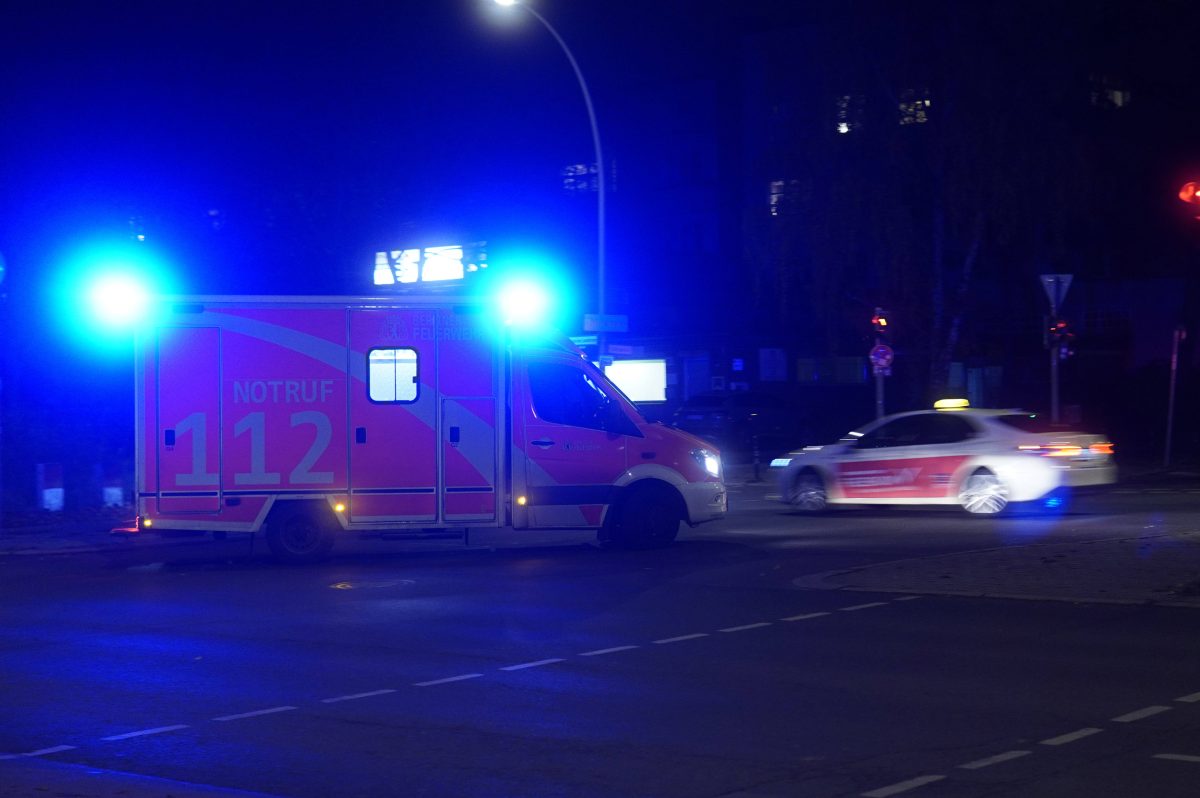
[368,348,419,402]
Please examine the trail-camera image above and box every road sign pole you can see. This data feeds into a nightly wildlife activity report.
[1165,325,1186,468]
[1040,274,1073,424]
[875,369,885,419]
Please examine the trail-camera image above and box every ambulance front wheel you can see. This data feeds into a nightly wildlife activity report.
[610,482,683,549]
[266,504,336,563]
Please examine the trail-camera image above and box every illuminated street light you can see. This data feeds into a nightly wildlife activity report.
[491,0,607,320]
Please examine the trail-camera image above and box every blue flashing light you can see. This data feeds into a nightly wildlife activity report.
[88,272,151,329]
[499,279,550,327]
[1043,495,1064,509]
[48,239,176,355]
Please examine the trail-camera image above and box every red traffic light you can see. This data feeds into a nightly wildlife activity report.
[1179,182,1200,219]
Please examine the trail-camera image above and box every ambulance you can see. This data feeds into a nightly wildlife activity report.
[134,295,727,561]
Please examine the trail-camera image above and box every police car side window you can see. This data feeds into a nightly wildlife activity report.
[917,413,975,445]
[858,416,923,448]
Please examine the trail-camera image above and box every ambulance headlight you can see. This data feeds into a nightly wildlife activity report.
[691,448,721,478]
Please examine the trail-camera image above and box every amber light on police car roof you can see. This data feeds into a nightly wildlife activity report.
[933,398,970,411]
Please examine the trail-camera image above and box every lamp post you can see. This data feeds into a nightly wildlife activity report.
[492,0,607,323]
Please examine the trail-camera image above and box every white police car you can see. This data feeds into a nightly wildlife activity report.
[773,400,1116,514]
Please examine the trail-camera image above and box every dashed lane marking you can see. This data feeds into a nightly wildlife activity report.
[1154,754,1200,763]
[1175,691,1200,703]
[213,706,297,722]
[861,774,945,797]
[1113,705,1172,723]
[653,633,709,644]
[321,689,397,703]
[579,645,639,657]
[1,599,923,763]
[499,658,565,671]
[414,674,483,687]
[1039,727,1103,746]
[957,750,1031,770]
[0,745,77,760]
[101,725,190,741]
[719,622,773,633]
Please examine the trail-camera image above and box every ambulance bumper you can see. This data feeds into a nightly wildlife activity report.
[683,481,728,525]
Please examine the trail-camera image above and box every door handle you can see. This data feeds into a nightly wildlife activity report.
[531,438,555,449]
[355,427,367,444]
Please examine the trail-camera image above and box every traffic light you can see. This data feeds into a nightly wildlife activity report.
[1178,181,1200,220]
[871,307,889,338]
[1047,318,1075,359]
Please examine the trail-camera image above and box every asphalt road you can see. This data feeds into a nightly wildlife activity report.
[2,484,1200,797]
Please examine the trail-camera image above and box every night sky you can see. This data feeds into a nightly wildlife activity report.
[3,0,1200,505]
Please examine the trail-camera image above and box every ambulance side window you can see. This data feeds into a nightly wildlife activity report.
[368,348,419,403]
[527,361,612,432]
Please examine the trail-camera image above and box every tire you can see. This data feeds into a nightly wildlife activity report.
[789,469,828,513]
[611,483,682,549]
[958,469,1009,515]
[266,504,336,563]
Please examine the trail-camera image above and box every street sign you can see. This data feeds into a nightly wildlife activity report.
[1039,274,1073,314]
[869,344,894,369]
[583,313,628,333]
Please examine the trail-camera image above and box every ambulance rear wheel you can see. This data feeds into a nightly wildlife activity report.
[613,483,682,549]
[266,504,336,563]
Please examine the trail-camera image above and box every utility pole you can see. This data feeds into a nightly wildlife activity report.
[1165,325,1187,468]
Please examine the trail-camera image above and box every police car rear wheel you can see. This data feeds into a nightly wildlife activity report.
[959,470,1009,515]
[790,470,828,513]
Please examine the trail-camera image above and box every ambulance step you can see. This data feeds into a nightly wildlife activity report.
[370,531,467,542]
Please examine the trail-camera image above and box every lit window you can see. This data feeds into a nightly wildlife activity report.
[899,88,931,125]
[1090,74,1132,109]
[835,94,864,134]
[368,348,419,403]
[768,179,803,217]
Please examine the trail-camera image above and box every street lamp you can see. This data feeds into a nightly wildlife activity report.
[491,0,607,321]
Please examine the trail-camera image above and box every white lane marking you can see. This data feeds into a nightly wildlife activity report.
[719,622,773,633]
[958,750,1032,770]
[579,645,639,657]
[213,706,297,722]
[781,612,830,621]
[654,633,709,644]
[101,725,190,741]
[1113,705,1172,723]
[18,745,77,758]
[894,595,923,601]
[861,774,945,797]
[500,658,565,671]
[414,673,483,687]
[1175,691,1200,703]
[321,689,396,703]
[1154,753,1200,763]
[840,602,889,612]
[1040,727,1103,746]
